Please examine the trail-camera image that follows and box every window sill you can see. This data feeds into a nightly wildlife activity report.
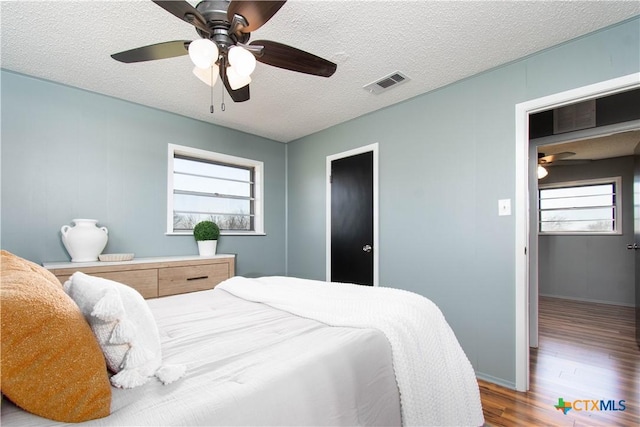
[166,232,266,237]
[539,231,622,236]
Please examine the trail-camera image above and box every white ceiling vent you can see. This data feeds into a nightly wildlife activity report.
[363,71,410,94]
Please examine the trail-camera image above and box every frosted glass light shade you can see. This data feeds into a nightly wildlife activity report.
[537,165,548,179]
[193,66,219,86]
[189,39,219,69]
[228,46,256,77]
[227,66,251,89]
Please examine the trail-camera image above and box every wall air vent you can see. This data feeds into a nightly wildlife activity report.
[553,99,596,134]
[363,71,410,94]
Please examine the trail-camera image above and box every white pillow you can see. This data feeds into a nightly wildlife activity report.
[64,272,185,389]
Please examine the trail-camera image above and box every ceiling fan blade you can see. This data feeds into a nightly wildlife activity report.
[111,40,190,63]
[227,1,286,33]
[546,159,592,167]
[152,0,210,35]
[552,151,577,161]
[538,151,576,164]
[250,40,336,77]
[219,61,250,102]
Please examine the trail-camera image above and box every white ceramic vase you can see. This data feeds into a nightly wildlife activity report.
[61,219,109,262]
[197,240,217,256]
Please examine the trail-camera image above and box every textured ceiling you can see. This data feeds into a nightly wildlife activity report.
[539,130,640,164]
[1,1,639,143]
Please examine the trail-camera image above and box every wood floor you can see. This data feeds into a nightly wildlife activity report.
[479,296,639,426]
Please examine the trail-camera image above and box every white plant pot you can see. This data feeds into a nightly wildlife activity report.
[197,240,217,256]
[60,219,109,262]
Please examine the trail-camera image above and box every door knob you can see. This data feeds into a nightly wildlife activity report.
[362,244,372,253]
[627,243,639,250]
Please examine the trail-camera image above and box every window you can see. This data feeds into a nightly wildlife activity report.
[538,177,621,234]
[167,144,264,235]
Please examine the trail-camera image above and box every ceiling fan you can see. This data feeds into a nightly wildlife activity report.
[111,0,337,103]
[537,151,576,179]
[538,152,576,166]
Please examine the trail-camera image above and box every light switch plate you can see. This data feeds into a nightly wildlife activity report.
[499,199,511,216]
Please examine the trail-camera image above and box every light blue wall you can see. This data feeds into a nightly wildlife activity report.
[286,18,640,387]
[538,156,635,306]
[2,16,638,389]
[1,71,286,277]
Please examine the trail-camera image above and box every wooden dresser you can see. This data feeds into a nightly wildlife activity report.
[44,255,235,299]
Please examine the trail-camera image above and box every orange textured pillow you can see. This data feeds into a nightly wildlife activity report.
[0,250,111,422]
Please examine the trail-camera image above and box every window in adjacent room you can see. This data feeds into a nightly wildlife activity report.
[538,177,621,234]
[167,144,264,235]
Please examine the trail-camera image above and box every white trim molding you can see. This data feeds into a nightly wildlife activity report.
[166,143,265,236]
[514,72,640,392]
[326,143,380,286]
[538,176,623,236]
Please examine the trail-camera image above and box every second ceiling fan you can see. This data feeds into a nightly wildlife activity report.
[111,0,337,103]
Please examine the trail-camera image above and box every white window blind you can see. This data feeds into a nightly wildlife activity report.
[538,177,620,234]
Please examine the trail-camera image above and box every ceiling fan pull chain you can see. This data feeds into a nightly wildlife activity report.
[221,84,226,112]
[209,66,215,114]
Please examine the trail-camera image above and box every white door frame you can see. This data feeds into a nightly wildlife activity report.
[326,143,379,286]
[514,72,640,391]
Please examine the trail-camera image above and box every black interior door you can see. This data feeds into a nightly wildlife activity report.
[330,151,374,285]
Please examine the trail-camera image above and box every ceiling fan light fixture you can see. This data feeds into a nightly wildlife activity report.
[189,39,219,69]
[111,0,338,104]
[193,65,219,87]
[537,165,548,179]
[228,46,256,77]
[227,65,252,90]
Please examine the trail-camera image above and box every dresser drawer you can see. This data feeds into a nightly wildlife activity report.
[55,269,159,299]
[158,263,229,297]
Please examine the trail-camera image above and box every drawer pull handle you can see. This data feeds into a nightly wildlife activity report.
[187,275,209,281]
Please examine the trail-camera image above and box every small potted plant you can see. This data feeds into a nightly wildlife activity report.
[193,220,220,256]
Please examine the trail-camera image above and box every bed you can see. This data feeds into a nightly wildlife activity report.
[1,252,484,426]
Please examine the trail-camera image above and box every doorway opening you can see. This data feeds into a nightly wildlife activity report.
[532,128,639,336]
[514,73,639,392]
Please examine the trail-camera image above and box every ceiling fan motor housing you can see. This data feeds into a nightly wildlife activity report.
[195,0,249,51]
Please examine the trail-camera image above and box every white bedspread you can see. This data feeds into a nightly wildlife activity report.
[1,288,400,426]
[218,276,484,427]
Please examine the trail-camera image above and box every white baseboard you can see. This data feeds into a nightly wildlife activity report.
[539,293,636,308]
[475,372,516,390]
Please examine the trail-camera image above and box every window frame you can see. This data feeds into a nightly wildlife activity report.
[167,143,265,236]
[538,176,622,236]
